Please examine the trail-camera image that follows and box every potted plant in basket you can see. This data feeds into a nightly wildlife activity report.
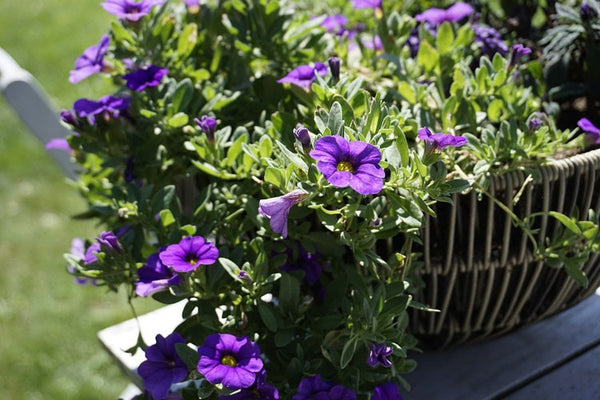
[54,0,600,398]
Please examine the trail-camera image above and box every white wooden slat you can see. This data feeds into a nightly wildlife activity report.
[404,293,600,400]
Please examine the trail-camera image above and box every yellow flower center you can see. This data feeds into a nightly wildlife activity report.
[188,257,197,266]
[336,160,354,173]
[221,354,237,367]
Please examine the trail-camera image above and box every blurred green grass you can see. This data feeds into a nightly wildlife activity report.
[0,1,156,399]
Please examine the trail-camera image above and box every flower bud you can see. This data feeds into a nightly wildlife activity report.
[293,123,311,149]
[328,57,341,81]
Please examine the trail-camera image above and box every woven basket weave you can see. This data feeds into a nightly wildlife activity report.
[405,148,600,349]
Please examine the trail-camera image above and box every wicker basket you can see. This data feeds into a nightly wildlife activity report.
[406,148,600,349]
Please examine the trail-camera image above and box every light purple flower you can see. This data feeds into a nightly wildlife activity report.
[415,2,473,24]
[351,0,382,10]
[123,65,169,91]
[67,238,97,285]
[361,35,383,51]
[102,0,165,22]
[309,135,385,195]
[73,95,130,119]
[373,383,403,400]
[528,117,543,131]
[322,15,348,34]
[258,189,308,238]
[367,343,393,367]
[197,333,264,390]
[578,118,600,144]
[510,44,532,64]
[417,127,467,149]
[159,236,219,273]
[69,34,110,84]
[277,63,328,90]
[135,251,182,297]
[183,0,200,12]
[194,115,218,139]
[138,333,189,400]
[473,24,508,56]
[45,138,71,152]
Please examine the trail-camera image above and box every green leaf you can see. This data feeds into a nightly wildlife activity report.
[340,337,358,369]
[417,40,439,72]
[275,141,308,171]
[171,78,193,113]
[264,167,284,187]
[549,211,582,235]
[218,257,241,281]
[110,21,135,44]
[167,112,189,128]
[394,125,409,167]
[175,343,200,369]
[436,22,454,54]
[487,99,504,123]
[177,23,198,60]
[257,302,279,332]
[397,81,416,104]
[327,102,344,136]
[279,273,300,315]
[564,260,589,287]
[159,209,175,227]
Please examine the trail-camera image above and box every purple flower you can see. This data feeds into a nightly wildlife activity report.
[415,2,473,24]
[258,189,308,238]
[418,127,467,149]
[83,231,124,265]
[351,0,382,10]
[135,252,182,297]
[281,245,322,283]
[293,376,355,400]
[197,333,264,390]
[102,0,165,22]
[581,2,598,20]
[220,370,279,400]
[45,138,71,152]
[405,28,420,57]
[195,115,218,140]
[361,35,383,51]
[293,124,311,147]
[473,24,508,56]
[328,57,341,81]
[73,95,130,119]
[322,15,348,34]
[123,65,169,91]
[69,34,110,84]
[373,383,403,400]
[510,44,532,65]
[367,343,393,367]
[277,63,328,90]
[137,333,189,400]
[159,236,219,273]
[578,118,600,144]
[309,135,385,195]
[60,110,79,127]
[67,238,97,285]
[183,0,200,13]
[528,117,543,131]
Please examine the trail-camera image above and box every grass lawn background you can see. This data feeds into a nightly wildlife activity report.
[0,1,157,398]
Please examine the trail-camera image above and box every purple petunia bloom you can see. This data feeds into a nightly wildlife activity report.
[135,251,182,297]
[102,0,165,22]
[277,63,328,90]
[293,124,311,148]
[415,2,473,24]
[258,189,308,238]
[418,127,467,150]
[351,0,382,10]
[293,375,355,400]
[510,44,532,65]
[473,24,508,56]
[159,236,219,273]
[45,138,71,152]
[322,15,348,34]
[528,117,543,131]
[372,383,403,400]
[73,95,130,120]
[220,370,279,400]
[123,65,169,91]
[197,333,264,390]
[195,115,218,140]
[367,343,393,367]
[578,118,600,144]
[84,231,123,265]
[69,34,110,84]
[310,135,385,195]
[138,333,189,400]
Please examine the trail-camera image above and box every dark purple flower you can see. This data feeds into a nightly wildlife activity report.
[83,231,123,265]
[293,124,311,147]
[415,2,473,24]
[220,370,279,400]
[373,383,402,400]
[123,65,169,91]
[528,117,543,131]
[328,57,341,81]
[418,127,467,149]
[73,95,130,119]
[197,333,264,390]
[194,115,218,140]
[258,189,308,238]
[102,0,165,22]
[45,138,71,152]
[367,343,393,367]
[473,24,508,56]
[293,376,355,400]
[135,252,182,297]
[138,333,189,400]
[405,28,420,57]
[578,118,600,144]
[281,245,322,283]
[510,44,532,65]
[159,236,219,273]
[351,0,382,10]
[309,135,385,195]
[322,15,348,34]
[277,63,328,90]
[581,2,598,20]
[60,109,79,126]
[69,34,110,84]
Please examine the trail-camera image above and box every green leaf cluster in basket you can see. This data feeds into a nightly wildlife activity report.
[54,0,600,399]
